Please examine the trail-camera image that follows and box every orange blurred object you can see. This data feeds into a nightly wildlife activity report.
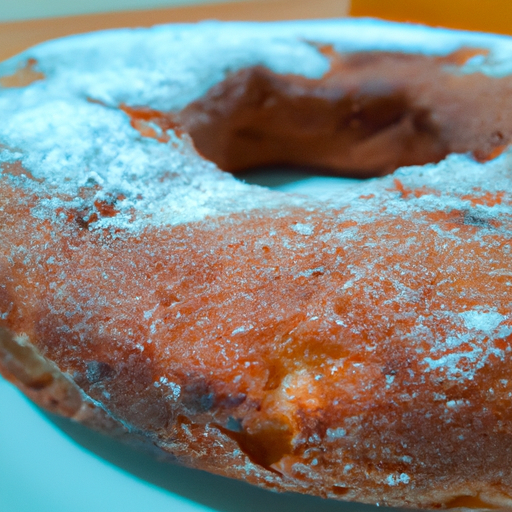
[351,0,512,35]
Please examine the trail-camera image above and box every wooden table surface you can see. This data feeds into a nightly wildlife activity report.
[0,0,349,62]
[1,0,510,63]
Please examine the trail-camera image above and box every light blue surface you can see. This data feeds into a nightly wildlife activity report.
[0,375,392,512]
[0,0,243,23]
[0,378,209,512]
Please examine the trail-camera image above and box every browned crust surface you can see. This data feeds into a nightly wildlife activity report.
[3,175,512,509]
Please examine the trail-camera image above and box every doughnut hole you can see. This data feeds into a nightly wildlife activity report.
[177,49,512,183]
[179,66,444,180]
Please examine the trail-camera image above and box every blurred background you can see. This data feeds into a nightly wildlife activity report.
[1,0,511,32]
[0,0,241,21]
[1,0,511,63]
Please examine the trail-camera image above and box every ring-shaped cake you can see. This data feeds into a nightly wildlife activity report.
[2,19,512,510]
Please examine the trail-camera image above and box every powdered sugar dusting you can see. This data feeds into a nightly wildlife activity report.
[421,305,512,380]
[2,20,512,233]
[460,310,505,333]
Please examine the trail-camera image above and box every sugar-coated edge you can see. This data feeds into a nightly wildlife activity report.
[1,18,512,231]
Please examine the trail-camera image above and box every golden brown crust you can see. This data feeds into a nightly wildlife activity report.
[0,326,124,434]
[3,190,512,509]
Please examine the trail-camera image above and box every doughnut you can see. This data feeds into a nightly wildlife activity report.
[2,18,512,510]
